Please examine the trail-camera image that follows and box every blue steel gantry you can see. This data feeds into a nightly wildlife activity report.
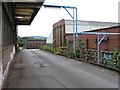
[43,4,78,54]
[79,31,120,64]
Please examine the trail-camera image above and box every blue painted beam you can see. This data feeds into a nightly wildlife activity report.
[98,34,107,45]
[43,4,76,9]
[64,8,74,19]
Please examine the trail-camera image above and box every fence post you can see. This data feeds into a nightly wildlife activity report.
[79,49,82,60]
[85,49,89,61]
[118,52,120,69]
[117,53,119,68]
[113,52,118,68]
[103,51,107,65]
[94,50,97,63]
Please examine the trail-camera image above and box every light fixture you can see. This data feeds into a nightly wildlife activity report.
[15,16,23,19]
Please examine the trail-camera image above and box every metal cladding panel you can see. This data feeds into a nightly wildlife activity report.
[64,20,119,34]
[2,3,16,47]
[47,32,53,44]
[2,2,15,29]
[0,2,2,51]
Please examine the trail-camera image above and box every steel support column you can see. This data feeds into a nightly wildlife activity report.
[43,4,78,54]
[75,7,78,38]
[73,8,75,54]
[64,7,75,54]
[97,34,100,64]
[97,34,107,64]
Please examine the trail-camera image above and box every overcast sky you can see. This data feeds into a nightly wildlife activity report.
[18,0,120,37]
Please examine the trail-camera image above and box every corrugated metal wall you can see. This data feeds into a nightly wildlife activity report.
[0,2,2,75]
[0,2,17,88]
[0,2,2,51]
[2,2,16,47]
[0,2,17,75]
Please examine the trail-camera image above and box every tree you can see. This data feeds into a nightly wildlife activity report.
[17,36,24,47]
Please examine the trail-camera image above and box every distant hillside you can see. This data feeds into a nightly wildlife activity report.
[22,36,47,40]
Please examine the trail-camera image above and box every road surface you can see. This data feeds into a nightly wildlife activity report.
[5,49,118,88]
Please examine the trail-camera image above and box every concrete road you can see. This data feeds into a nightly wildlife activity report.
[5,49,118,88]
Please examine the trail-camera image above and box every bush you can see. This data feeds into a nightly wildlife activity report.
[67,48,75,58]
[40,46,61,55]
[112,50,120,68]
[75,49,80,58]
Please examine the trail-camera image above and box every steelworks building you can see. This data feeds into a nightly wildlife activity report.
[52,19,119,51]
[52,19,119,64]
[25,39,46,49]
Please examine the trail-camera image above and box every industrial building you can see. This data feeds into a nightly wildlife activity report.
[47,32,53,44]
[25,39,46,49]
[53,19,119,50]
[66,26,119,51]
[0,1,45,89]
[52,19,119,65]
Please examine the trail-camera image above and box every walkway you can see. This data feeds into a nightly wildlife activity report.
[4,49,118,88]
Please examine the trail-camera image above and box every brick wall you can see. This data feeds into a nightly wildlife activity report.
[53,19,65,47]
[53,19,119,51]
[25,40,46,49]
[79,26,119,51]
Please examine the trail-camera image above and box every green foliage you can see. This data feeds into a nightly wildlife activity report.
[67,49,81,59]
[106,60,114,67]
[40,45,120,70]
[40,45,52,52]
[75,49,80,58]
[111,50,120,69]
[40,46,60,55]
[54,48,61,55]
[67,48,76,58]
[17,36,24,47]
[106,50,120,69]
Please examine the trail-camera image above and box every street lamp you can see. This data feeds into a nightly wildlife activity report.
[43,4,78,54]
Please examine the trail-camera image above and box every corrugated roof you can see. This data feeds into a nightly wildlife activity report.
[13,1,45,25]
